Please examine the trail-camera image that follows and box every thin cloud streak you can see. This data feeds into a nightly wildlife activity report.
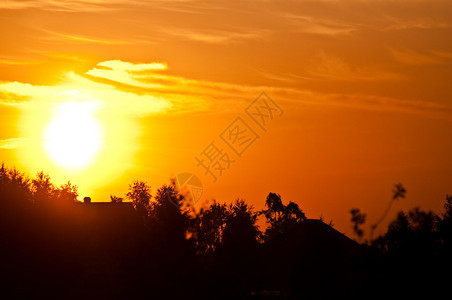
[389,48,444,66]
[41,29,132,45]
[283,14,358,36]
[0,138,26,149]
[1,60,449,119]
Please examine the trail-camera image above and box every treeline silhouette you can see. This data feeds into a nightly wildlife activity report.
[0,163,451,299]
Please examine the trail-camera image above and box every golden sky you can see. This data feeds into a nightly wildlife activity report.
[1,0,451,236]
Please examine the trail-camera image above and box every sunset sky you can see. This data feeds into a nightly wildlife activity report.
[1,0,451,236]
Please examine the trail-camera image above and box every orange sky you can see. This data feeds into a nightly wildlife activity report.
[0,0,451,237]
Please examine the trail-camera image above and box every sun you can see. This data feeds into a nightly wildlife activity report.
[43,101,103,169]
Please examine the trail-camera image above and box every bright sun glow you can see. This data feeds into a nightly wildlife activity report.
[43,101,103,169]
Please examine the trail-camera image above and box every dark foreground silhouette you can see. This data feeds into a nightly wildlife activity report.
[0,163,451,299]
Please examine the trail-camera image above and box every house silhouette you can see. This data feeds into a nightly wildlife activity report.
[255,219,363,298]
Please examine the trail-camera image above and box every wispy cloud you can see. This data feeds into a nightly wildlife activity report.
[85,60,168,90]
[96,60,167,72]
[389,48,444,65]
[299,51,403,81]
[1,60,451,121]
[41,29,131,45]
[284,14,358,36]
[0,0,221,13]
[36,51,87,62]
[254,69,305,83]
[86,60,452,118]
[0,58,40,65]
[382,17,451,31]
[154,27,269,44]
[431,50,452,60]
[0,72,173,117]
[0,138,25,149]
[0,0,130,12]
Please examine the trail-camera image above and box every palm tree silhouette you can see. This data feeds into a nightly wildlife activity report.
[370,183,406,241]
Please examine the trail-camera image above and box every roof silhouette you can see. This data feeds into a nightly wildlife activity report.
[256,219,363,297]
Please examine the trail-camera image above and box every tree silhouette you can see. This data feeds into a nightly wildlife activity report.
[32,171,55,205]
[31,172,78,209]
[350,208,366,242]
[191,200,229,255]
[262,192,284,222]
[55,181,78,203]
[392,183,407,200]
[110,195,124,203]
[221,199,260,251]
[126,180,151,217]
[0,163,32,217]
[151,184,192,247]
[2,162,452,298]
[370,183,406,241]
[374,207,438,256]
[438,195,452,253]
[261,192,306,241]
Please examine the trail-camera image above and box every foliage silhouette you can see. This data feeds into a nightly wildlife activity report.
[0,163,451,299]
[191,200,228,255]
[126,180,151,217]
[110,195,124,203]
[350,208,366,242]
[261,192,306,241]
[151,184,191,243]
[370,183,406,241]
[221,199,260,252]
